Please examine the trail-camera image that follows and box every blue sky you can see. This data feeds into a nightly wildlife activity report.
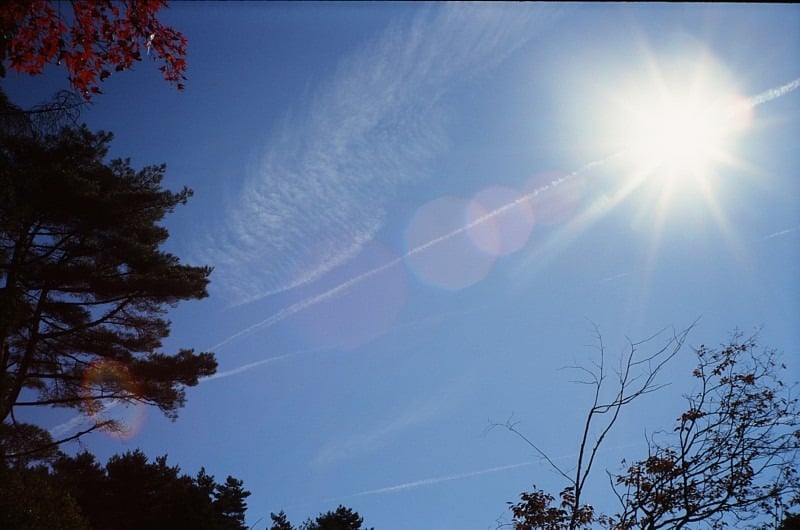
[5,3,800,529]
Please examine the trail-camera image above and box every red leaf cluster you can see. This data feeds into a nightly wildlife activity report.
[0,0,187,99]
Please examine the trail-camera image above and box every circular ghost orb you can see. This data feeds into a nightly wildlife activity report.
[405,195,496,290]
[81,359,147,440]
[289,240,408,350]
[466,186,536,256]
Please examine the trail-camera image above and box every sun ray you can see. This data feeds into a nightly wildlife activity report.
[583,46,773,328]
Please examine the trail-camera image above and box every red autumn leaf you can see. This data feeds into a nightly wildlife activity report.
[0,0,187,100]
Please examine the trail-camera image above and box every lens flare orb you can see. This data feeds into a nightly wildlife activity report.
[405,196,496,290]
[80,359,147,440]
[466,186,536,257]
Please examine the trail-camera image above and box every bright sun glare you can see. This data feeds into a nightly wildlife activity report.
[597,55,760,272]
[595,55,758,264]
[626,89,747,179]
[613,59,753,193]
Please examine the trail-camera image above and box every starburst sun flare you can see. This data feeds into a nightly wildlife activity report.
[611,58,753,198]
[590,55,761,276]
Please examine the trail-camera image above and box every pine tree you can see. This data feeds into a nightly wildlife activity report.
[0,91,216,458]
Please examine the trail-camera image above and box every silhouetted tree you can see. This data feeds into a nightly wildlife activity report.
[270,511,294,530]
[44,450,250,529]
[0,89,215,460]
[268,505,373,530]
[0,0,187,99]
[214,476,251,530]
[303,505,373,530]
[0,461,88,529]
[503,328,799,530]
[0,421,58,467]
[50,451,106,525]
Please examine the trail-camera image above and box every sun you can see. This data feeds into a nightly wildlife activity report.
[589,54,758,274]
[624,87,747,181]
[611,59,752,194]
[590,54,761,290]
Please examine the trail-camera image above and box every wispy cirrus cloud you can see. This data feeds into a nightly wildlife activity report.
[196,4,565,306]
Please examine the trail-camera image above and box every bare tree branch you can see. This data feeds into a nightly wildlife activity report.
[502,323,695,530]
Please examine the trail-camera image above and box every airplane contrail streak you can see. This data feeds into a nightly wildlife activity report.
[748,77,800,106]
[762,225,800,240]
[323,441,646,502]
[201,346,329,381]
[202,352,301,380]
[347,461,536,498]
[211,71,800,352]
[210,154,620,352]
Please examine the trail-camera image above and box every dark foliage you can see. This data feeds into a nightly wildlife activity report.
[268,505,373,530]
[0,461,88,529]
[270,511,294,530]
[0,90,216,459]
[0,449,250,529]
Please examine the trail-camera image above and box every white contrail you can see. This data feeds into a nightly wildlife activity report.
[325,441,646,501]
[201,346,327,381]
[748,77,800,106]
[50,412,93,437]
[211,75,800,351]
[762,225,800,240]
[49,400,123,437]
[347,461,536,498]
[599,272,630,283]
[206,65,797,353]
[209,260,402,351]
[211,155,618,352]
[201,353,297,381]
